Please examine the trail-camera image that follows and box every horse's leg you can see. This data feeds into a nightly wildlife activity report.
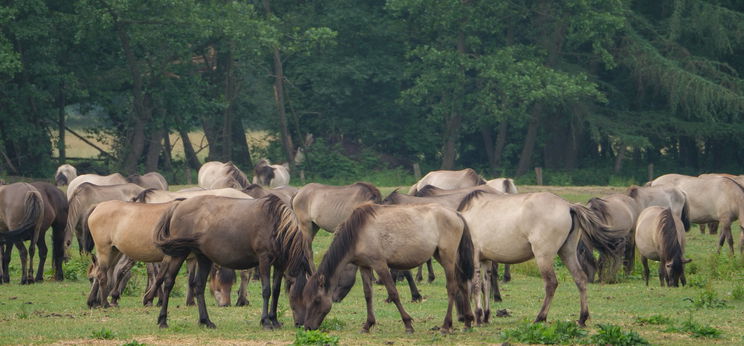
[415,264,423,282]
[0,243,4,284]
[623,230,636,276]
[372,263,414,333]
[473,261,486,325]
[360,267,376,333]
[502,263,511,283]
[35,232,48,282]
[558,240,589,327]
[185,258,196,306]
[533,253,559,324]
[401,270,422,302]
[155,255,187,328]
[699,223,707,234]
[710,221,719,235]
[2,243,11,282]
[739,225,744,255]
[641,256,649,286]
[426,258,435,283]
[258,255,274,329]
[143,263,158,306]
[269,266,283,328]
[717,218,734,254]
[236,269,251,306]
[490,262,502,302]
[192,255,216,328]
[111,256,135,307]
[16,242,29,284]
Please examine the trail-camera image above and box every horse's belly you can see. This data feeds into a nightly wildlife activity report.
[116,243,163,263]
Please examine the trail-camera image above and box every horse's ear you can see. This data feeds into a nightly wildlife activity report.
[683,258,692,264]
[318,274,327,288]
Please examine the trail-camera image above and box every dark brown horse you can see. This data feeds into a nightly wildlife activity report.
[146,195,312,329]
[0,183,44,284]
[295,203,475,333]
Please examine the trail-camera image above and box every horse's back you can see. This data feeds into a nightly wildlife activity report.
[67,173,127,200]
[0,183,42,231]
[413,168,483,192]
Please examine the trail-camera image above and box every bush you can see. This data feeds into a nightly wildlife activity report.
[121,341,145,346]
[62,255,91,281]
[90,328,115,340]
[590,324,649,346]
[732,284,744,301]
[294,329,339,345]
[500,320,587,344]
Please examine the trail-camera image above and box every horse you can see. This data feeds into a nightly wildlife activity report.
[133,187,253,203]
[651,174,744,254]
[127,172,168,190]
[243,184,298,205]
[197,161,251,189]
[485,178,518,194]
[697,173,744,234]
[0,183,45,284]
[83,200,182,307]
[55,164,77,186]
[295,203,475,334]
[408,168,485,195]
[635,206,691,287]
[66,183,145,252]
[66,173,128,200]
[457,190,625,326]
[204,266,254,307]
[414,184,501,197]
[146,194,312,329]
[253,160,291,188]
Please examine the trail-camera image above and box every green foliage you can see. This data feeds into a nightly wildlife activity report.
[590,324,649,346]
[62,255,91,282]
[293,329,339,346]
[319,317,346,332]
[665,318,722,338]
[500,320,587,344]
[732,285,744,301]
[90,328,115,340]
[121,341,145,346]
[635,314,672,326]
[685,288,728,309]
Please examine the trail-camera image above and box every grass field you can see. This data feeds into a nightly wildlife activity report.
[0,186,742,345]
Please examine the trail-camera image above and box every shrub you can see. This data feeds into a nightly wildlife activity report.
[90,328,115,340]
[294,329,339,345]
[500,320,587,344]
[62,255,91,281]
[590,324,649,346]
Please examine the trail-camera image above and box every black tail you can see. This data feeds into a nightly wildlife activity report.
[153,201,196,257]
[0,190,44,241]
[81,205,97,254]
[570,204,626,266]
[681,193,691,232]
[455,213,475,282]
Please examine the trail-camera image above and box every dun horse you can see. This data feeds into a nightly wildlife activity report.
[408,168,485,195]
[458,190,625,326]
[127,172,168,190]
[635,206,691,287]
[147,195,311,329]
[66,173,128,200]
[253,160,291,187]
[485,178,518,194]
[0,183,45,284]
[55,164,77,186]
[295,203,475,334]
[197,161,251,189]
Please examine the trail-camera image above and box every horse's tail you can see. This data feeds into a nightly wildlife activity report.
[454,212,475,324]
[570,204,625,266]
[153,200,196,257]
[81,205,97,254]
[680,191,691,232]
[133,188,157,203]
[0,189,44,241]
[504,178,518,194]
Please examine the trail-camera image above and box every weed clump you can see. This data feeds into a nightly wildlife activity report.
[590,324,649,345]
[500,320,587,344]
[294,329,339,345]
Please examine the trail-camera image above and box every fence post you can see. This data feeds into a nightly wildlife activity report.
[413,163,422,180]
[535,167,543,185]
[185,166,192,185]
[647,163,654,183]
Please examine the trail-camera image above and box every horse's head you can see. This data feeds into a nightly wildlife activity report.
[55,172,68,186]
[665,257,691,287]
[209,266,235,307]
[381,188,401,205]
[300,273,333,330]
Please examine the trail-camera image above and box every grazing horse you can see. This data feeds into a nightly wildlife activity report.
[486,178,518,194]
[66,183,145,252]
[197,161,251,190]
[458,190,625,326]
[146,195,312,329]
[84,200,180,308]
[295,203,475,333]
[133,187,253,203]
[408,169,486,195]
[635,206,691,287]
[127,172,168,190]
[253,160,291,188]
[55,164,77,186]
[0,183,45,284]
[66,173,128,200]
[651,174,744,254]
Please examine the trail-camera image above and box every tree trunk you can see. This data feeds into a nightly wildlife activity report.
[221,49,234,161]
[493,120,508,171]
[230,116,252,168]
[614,142,626,173]
[481,125,496,175]
[57,87,65,164]
[263,0,295,169]
[440,113,462,170]
[145,128,164,173]
[162,131,173,172]
[516,108,541,176]
[179,128,201,170]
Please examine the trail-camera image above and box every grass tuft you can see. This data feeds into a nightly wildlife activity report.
[90,328,115,340]
[590,324,649,346]
[500,320,587,344]
[294,329,339,345]
[635,314,672,326]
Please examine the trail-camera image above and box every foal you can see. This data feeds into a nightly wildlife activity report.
[635,206,691,287]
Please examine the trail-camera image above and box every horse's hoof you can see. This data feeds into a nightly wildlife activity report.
[415,275,423,283]
[201,321,216,329]
[236,297,248,306]
[405,327,415,334]
[159,323,169,329]
[411,294,423,303]
[385,297,393,304]
[272,320,283,328]
[483,310,491,324]
[427,276,435,283]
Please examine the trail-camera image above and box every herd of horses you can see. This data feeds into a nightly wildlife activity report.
[0,162,742,334]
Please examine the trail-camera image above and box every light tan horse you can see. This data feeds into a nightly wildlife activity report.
[66,183,145,251]
[408,168,485,195]
[414,184,501,197]
[635,206,691,287]
[133,187,253,203]
[458,190,624,326]
[0,183,44,284]
[197,161,251,189]
[295,203,475,333]
[127,172,168,190]
[84,200,180,307]
[651,173,744,254]
[486,178,518,194]
[66,173,128,200]
[253,159,291,188]
[55,164,77,186]
[697,173,744,234]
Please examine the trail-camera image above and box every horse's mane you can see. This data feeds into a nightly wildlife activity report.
[315,203,377,286]
[721,176,744,196]
[626,185,640,199]
[382,188,401,204]
[353,182,382,203]
[263,194,310,276]
[416,184,443,197]
[587,197,611,224]
[226,161,250,189]
[464,168,487,186]
[133,188,158,203]
[126,174,141,184]
[658,208,683,276]
[457,190,487,212]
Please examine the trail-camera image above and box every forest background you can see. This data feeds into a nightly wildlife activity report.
[2,0,743,186]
